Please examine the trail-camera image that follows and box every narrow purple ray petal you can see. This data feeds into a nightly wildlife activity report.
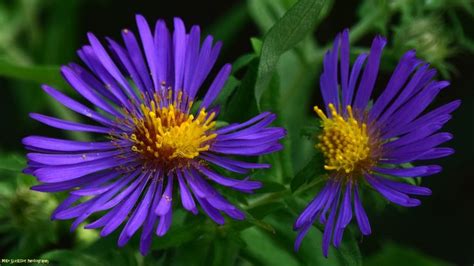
[101,177,149,237]
[61,66,123,117]
[135,14,161,91]
[384,100,460,139]
[121,28,153,94]
[322,191,341,258]
[23,136,115,152]
[173,17,186,92]
[139,172,163,256]
[373,165,442,177]
[365,174,420,207]
[353,184,371,235]
[41,85,116,127]
[387,132,453,157]
[333,184,352,247]
[34,156,134,182]
[155,175,174,216]
[374,176,432,196]
[383,123,442,150]
[195,196,225,225]
[154,20,171,85]
[416,147,454,160]
[353,35,386,111]
[27,150,122,166]
[78,46,132,110]
[177,170,197,213]
[87,33,139,102]
[107,37,146,94]
[294,181,333,229]
[124,176,159,237]
[200,64,232,109]
[344,53,367,108]
[156,208,173,236]
[198,166,262,191]
[340,29,350,102]
[369,50,417,121]
[294,223,312,251]
[188,36,213,98]
[68,63,121,105]
[30,113,110,134]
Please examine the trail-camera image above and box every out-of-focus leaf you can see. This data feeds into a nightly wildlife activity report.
[214,75,240,107]
[335,227,363,266]
[240,226,300,266]
[210,234,241,266]
[232,53,257,74]
[364,242,453,266]
[285,198,363,265]
[0,153,24,172]
[151,222,208,250]
[248,0,293,32]
[223,59,259,122]
[290,152,325,192]
[250,37,262,54]
[253,0,325,108]
[41,250,103,266]
[207,2,249,48]
[0,59,64,87]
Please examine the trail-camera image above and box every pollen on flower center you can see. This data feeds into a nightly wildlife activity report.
[314,103,374,176]
[126,92,217,169]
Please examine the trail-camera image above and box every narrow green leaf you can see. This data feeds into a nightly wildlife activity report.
[0,59,64,87]
[254,0,326,108]
[222,59,259,122]
[290,151,325,192]
[364,242,453,266]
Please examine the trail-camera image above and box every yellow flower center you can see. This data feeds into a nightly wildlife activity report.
[314,103,375,177]
[126,93,216,170]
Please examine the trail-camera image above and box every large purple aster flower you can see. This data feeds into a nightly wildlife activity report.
[23,15,285,255]
[294,29,459,257]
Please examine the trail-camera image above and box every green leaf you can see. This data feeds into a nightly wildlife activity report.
[151,220,210,250]
[213,75,240,107]
[364,242,453,266]
[41,250,103,266]
[254,0,326,108]
[240,226,300,266]
[206,2,249,51]
[231,53,257,74]
[222,58,259,122]
[0,58,64,87]
[290,151,325,192]
[335,227,363,266]
[0,153,25,172]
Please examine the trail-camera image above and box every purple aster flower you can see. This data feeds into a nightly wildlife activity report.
[294,29,460,257]
[23,15,285,255]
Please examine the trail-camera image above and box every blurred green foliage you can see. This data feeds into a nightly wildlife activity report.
[0,0,472,265]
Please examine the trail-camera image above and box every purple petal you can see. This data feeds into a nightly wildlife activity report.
[155,175,174,216]
[353,184,371,235]
[365,174,420,207]
[353,35,386,110]
[373,165,442,177]
[156,208,173,236]
[27,150,122,166]
[200,64,232,109]
[177,170,197,213]
[30,113,110,134]
[198,166,262,191]
[23,136,115,152]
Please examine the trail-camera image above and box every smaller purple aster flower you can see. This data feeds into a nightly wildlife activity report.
[23,15,285,255]
[294,29,460,257]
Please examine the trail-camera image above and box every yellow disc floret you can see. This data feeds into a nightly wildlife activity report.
[314,103,375,177]
[127,93,216,170]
